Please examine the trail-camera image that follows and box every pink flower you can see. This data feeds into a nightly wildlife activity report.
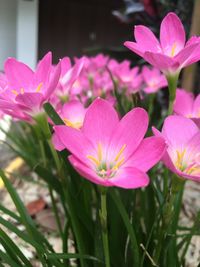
[53,98,166,189]
[59,100,87,129]
[110,60,142,93]
[124,12,200,76]
[173,89,200,127]
[55,57,84,102]
[0,52,61,121]
[142,66,167,93]
[153,115,200,182]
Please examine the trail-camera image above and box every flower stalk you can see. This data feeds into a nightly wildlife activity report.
[99,188,110,267]
[166,74,179,115]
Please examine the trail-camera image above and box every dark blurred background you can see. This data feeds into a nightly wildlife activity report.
[38,0,194,62]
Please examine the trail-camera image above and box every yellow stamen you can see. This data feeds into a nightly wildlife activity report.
[114,144,126,162]
[63,118,82,129]
[20,88,24,94]
[36,82,43,92]
[113,157,125,171]
[87,155,100,166]
[171,43,177,57]
[11,90,18,95]
[97,143,103,162]
[175,149,186,170]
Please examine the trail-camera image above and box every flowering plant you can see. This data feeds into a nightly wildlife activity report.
[0,12,200,267]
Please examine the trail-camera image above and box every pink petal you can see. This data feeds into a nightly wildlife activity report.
[60,57,72,76]
[162,115,199,148]
[144,52,179,72]
[125,136,166,172]
[193,94,200,115]
[192,118,200,128]
[61,100,86,124]
[134,26,161,52]
[185,36,200,47]
[61,58,84,90]
[68,155,111,186]
[108,108,148,161]
[44,61,61,99]
[4,58,33,90]
[82,98,119,147]
[110,167,149,189]
[52,133,65,151]
[173,89,194,116]
[174,43,200,68]
[142,66,152,82]
[53,125,94,163]
[15,92,44,113]
[186,132,200,154]
[124,41,145,58]
[0,99,30,121]
[160,12,185,55]
[162,150,180,175]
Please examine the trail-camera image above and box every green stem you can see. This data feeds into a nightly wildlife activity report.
[166,74,179,115]
[154,175,184,263]
[100,189,110,267]
[47,139,61,172]
[49,186,64,241]
[148,93,156,118]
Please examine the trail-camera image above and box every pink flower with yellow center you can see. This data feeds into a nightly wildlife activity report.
[53,98,166,189]
[124,12,200,76]
[60,100,87,129]
[173,89,200,127]
[0,52,61,121]
[153,115,200,182]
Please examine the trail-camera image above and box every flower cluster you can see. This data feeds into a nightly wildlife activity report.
[0,12,200,188]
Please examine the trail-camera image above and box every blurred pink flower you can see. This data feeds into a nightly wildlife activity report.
[110,60,142,94]
[0,52,61,121]
[124,12,200,76]
[153,115,200,182]
[142,66,167,93]
[173,89,200,127]
[55,57,84,102]
[53,98,166,189]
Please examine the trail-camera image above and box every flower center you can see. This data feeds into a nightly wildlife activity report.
[63,118,82,129]
[175,149,200,175]
[11,83,43,96]
[87,143,126,179]
[171,43,177,57]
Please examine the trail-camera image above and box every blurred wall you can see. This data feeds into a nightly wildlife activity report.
[0,0,17,70]
[0,0,38,70]
[16,0,38,69]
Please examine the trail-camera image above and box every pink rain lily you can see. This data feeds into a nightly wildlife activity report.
[53,98,166,189]
[59,100,87,129]
[0,52,61,121]
[52,100,87,151]
[109,60,142,94]
[55,57,84,103]
[173,89,200,127]
[124,12,200,76]
[153,115,200,182]
[142,66,167,93]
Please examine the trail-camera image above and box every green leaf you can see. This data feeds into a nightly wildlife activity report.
[0,249,22,267]
[110,190,140,266]
[34,165,63,194]
[0,169,55,253]
[0,228,33,267]
[46,253,102,262]
[0,203,21,222]
[43,102,64,125]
